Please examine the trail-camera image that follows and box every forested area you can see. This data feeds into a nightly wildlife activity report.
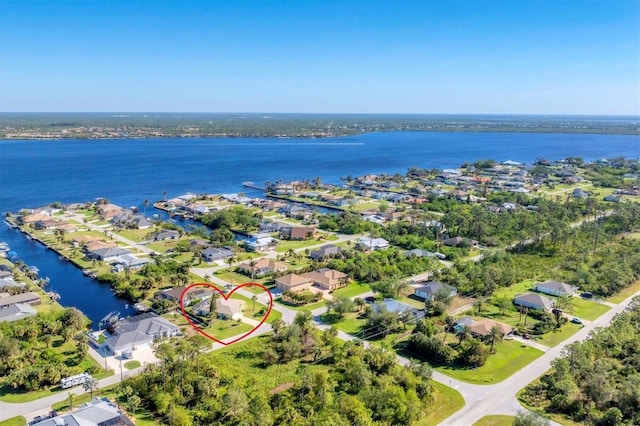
[521,297,640,425]
[437,203,640,297]
[124,312,436,425]
[0,308,93,391]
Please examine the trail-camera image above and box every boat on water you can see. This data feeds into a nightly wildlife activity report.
[101,311,120,324]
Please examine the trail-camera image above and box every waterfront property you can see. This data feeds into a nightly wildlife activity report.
[106,312,180,356]
[0,302,37,322]
[202,246,234,262]
[0,291,41,308]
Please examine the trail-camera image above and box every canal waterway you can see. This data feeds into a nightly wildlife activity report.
[1,131,638,327]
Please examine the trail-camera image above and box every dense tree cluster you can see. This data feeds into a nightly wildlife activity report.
[124,316,436,425]
[199,206,262,232]
[0,308,91,391]
[326,249,438,283]
[521,297,640,425]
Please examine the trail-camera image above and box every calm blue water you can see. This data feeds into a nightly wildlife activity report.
[1,131,638,326]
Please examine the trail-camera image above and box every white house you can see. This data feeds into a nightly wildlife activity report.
[414,282,457,301]
[535,281,578,297]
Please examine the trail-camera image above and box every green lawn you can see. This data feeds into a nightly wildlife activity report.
[473,415,515,426]
[275,239,327,253]
[332,281,370,299]
[276,299,327,311]
[199,320,254,340]
[607,279,640,303]
[437,340,544,384]
[491,280,536,301]
[0,417,26,426]
[124,360,141,370]
[415,381,465,425]
[117,228,152,242]
[320,311,367,334]
[536,322,582,347]
[569,297,610,321]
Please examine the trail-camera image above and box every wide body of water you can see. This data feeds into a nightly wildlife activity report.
[1,131,638,327]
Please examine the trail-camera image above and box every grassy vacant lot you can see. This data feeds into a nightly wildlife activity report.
[472,415,515,426]
[415,381,465,425]
[607,279,640,304]
[0,417,26,426]
[568,297,610,321]
[320,311,366,335]
[200,320,254,340]
[276,298,326,312]
[275,239,326,253]
[437,340,544,384]
[536,322,582,347]
[332,281,370,299]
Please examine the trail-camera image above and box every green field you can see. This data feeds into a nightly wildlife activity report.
[568,297,610,321]
[536,322,582,347]
[0,417,26,426]
[199,320,254,341]
[607,279,640,303]
[437,340,544,384]
[415,381,465,425]
[331,281,370,299]
[124,360,141,370]
[473,415,515,426]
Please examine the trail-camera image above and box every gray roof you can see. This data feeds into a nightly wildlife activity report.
[0,303,37,322]
[514,292,554,308]
[114,312,179,336]
[105,330,153,352]
[0,292,40,308]
[536,281,576,294]
[453,316,475,327]
[91,247,131,258]
[415,282,456,296]
[32,397,134,426]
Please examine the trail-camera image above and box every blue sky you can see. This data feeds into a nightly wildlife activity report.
[1,0,638,114]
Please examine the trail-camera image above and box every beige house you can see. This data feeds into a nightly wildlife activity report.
[302,269,349,291]
[238,258,288,278]
[216,298,246,320]
[275,273,313,293]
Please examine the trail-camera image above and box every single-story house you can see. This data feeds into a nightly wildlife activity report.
[96,203,124,219]
[86,247,131,262]
[32,397,134,426]
[453,316,475,333]
[107,313,180,355]
[414,282,457,301]
[358,237,389,250]
[0,303,37,322]
[443,236,479,247]
[535,281,578,297]
[154,230,181,241]
[111,254,150,272]
[238,258,288,277]
[469,318,513,337]
[156,286,213,305]
[0,278,24,290]
[216,298,246,320]
[202,247,234,262]
[244,234,276,252]
[301,268,349,291]
[514,293,554,311]
[284,226,317,241]
[403,249,446,260]
[0,292,41,308]
[309,244,343,261]
[604,195,621,203]
[373,298,420,316]
[275,273,313,293]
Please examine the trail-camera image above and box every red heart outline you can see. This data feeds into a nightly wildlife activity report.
[179,282,273,345]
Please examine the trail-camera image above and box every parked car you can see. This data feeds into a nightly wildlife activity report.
[523,333,531,339]
[580,292,593,299]
[365,296,376,303]
[571,317,583,324]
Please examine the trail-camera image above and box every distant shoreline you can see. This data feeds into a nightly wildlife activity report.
[2,126,639,141]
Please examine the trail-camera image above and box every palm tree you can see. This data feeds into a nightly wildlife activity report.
[474,297,486,314]
[143,199,149,217]
[251,295,257,313]
[486,325,504,352]
[354,297,365,313]
[209,293,220,324]
[457,324,472,345]
[248,258,258,280]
